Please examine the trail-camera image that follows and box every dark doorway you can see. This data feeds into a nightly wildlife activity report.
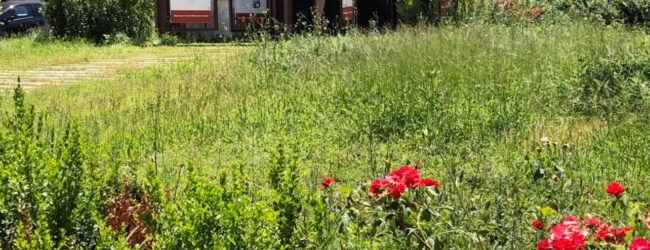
[322,0,342,30]
[356,0,396,27]
[290,0,343,32]
[292,0,313,30]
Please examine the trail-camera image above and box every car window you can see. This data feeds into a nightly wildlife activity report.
[14,5,32,18]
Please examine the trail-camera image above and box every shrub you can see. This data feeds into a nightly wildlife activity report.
[105,176,153,248]
[0,86,118,248]
[366,165,451,248]
[533,182,650,249]
[153,164,279,248]
[159,33,179,46]
[544,0,650,27]
[269,144,304,247]
[44,0,154,44]
[395,0,449,23]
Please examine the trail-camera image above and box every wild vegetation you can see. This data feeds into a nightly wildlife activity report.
[0,0,649,249]
[44,0,154,44]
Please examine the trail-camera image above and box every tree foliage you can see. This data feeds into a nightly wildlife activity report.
[44,0,154,44]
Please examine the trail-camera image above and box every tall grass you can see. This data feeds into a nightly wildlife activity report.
[0,21,648,248]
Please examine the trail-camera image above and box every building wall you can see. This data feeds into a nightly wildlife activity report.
[181,0,233,38]
[156,0,396,38]
[157,0,235,38]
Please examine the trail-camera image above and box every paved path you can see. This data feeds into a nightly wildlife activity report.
[0,46,244,91]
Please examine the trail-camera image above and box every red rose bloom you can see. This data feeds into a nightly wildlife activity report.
[370,179,389,196]
[545,220,587,250]
[561,216,580,225]
[536,237,550,250]
[389,165,421,188]
[322,177,334,186]
[419,178,439,188]
[614,227,632,242]
[597,226,631,243]
[596,225,631,243]
[598,227,616,242]
[369,165,440,199]
[605,182,625,197]
[390,182,407,199]
[532,219,543,230]
[583,217,602,228]
[629,238,650,250]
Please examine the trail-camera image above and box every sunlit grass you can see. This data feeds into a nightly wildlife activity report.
[0,34,249,70]
[0,21,648,247]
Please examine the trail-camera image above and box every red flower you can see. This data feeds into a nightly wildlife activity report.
[598,227,616,242]
[419,178,439,188]
[629,238,650,250]
[536,237,550,250]
[615,227,632,242]
[532,219,543,230]
[551,232,585,250]
[544,220,587,250]
[390,182,406,199]
[389,165,421,188]
[322,177,334,186]
[369,179,390,196]
[605,182,625,197]
[370,165,441,199]
[597,225,630,243]
[561,216,580,225]
[583,217,602,228]
[597,226,632,243]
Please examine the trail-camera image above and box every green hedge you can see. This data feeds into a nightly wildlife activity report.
[44,0,154,44]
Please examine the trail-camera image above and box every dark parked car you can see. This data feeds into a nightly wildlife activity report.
[0,1,45,35]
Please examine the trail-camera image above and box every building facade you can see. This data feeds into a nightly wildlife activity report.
[154,0,396,38]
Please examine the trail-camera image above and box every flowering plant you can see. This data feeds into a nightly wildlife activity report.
[605,182,625,198]
[534,183,650,249]
[367,164,445,248]
[319,177,334,189]
[369,165,439,199]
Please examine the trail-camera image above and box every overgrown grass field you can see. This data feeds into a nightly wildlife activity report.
[0,21,649,248]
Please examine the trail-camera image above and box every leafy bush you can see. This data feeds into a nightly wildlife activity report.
[395,0,450,23]
[44,0,154,44]
[543,0,650,27]
[103,32,131,45]
[269,145,304,246]
[0,86,105,247]
[159,33,180,46]
[154,164,279,248]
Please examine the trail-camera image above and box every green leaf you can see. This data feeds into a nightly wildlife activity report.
[421,209,433,222]
[441,209,450,221]
[540,207,556,217]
